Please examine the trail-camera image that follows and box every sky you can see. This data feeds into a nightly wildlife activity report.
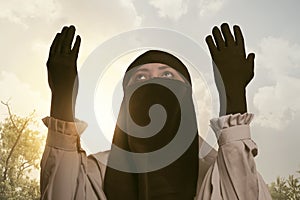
[0,0,299,184]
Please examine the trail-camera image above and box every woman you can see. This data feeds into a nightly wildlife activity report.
[41,23,272,199]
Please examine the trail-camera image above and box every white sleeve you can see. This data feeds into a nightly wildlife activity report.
[196,113,272,200]
[40,117,107,200]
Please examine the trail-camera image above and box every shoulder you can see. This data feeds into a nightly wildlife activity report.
[90,150,110,164]
[87,150,110,180]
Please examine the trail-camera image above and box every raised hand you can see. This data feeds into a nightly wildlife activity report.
[206,23,255,115]
[47,25,81,121]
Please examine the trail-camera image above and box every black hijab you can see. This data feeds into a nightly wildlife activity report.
[104,50,199,200]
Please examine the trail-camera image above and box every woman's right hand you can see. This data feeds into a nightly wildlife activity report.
[47,25,81,121]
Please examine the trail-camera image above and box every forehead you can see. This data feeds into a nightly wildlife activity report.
[134,63,175,71]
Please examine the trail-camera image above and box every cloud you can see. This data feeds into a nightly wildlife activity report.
[253,37,300,130]
[0,71,49,121]
[57,0,141,36]
[253,76,300,129]
[148,0,188,21]
[0,0,143,105]
[0,0,142,51]
[257,37,300,79]
[0,0,141,31]
[198,0,225,17]
[0,0,60,28]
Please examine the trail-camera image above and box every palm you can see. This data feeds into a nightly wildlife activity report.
[205,23,255,115]
[206,23,254,95]
[47,26,81,96]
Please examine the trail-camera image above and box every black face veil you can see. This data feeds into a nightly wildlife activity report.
[104,50,199,200]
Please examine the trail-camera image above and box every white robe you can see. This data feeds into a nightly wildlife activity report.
[40,113,272,200]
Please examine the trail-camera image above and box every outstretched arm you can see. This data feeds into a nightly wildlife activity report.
[47,25,81,121]
[206,23,254,116]
[196,23,272,200]
[41,26,107,199]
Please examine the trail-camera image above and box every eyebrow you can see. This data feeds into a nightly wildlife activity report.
[134,68,149,72]
[158,65,171,70]
[134,65,171,73]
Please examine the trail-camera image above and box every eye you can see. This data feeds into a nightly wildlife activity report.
[135,74,148,81]
[161,71,174,78]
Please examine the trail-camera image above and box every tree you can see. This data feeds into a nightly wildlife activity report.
[269,169,300,200]
[0,101,45,200]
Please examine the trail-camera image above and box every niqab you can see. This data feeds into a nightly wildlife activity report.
[104,50,199,200]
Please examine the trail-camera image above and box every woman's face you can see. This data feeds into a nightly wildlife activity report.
[126,63,186,86]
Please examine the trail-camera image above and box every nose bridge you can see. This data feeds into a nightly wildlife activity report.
[149,66,160,78]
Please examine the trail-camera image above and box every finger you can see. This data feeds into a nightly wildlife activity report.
[49,33,61,56]
[246,53,255,66]
[62,25,76,54]
[233,25,245,49]
[57,26,68,54]
[212,26,225,50]
[205,35,218,57]
[72,35,81,58]
[221,23,235,47]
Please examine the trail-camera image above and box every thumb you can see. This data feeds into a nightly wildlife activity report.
[246,53,255,66]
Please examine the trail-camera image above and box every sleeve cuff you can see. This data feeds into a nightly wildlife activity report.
[210,113,258,156]
[210,113,256,149]
[210,113,254,138]
[42,116,88,151]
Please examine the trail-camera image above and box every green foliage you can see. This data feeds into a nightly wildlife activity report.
[0,104,45,200]
[269,170,300,200]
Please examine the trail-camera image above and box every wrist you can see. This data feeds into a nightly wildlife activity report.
[50,93,76,121]
[225,96,247,115]
[219,88,247,116]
